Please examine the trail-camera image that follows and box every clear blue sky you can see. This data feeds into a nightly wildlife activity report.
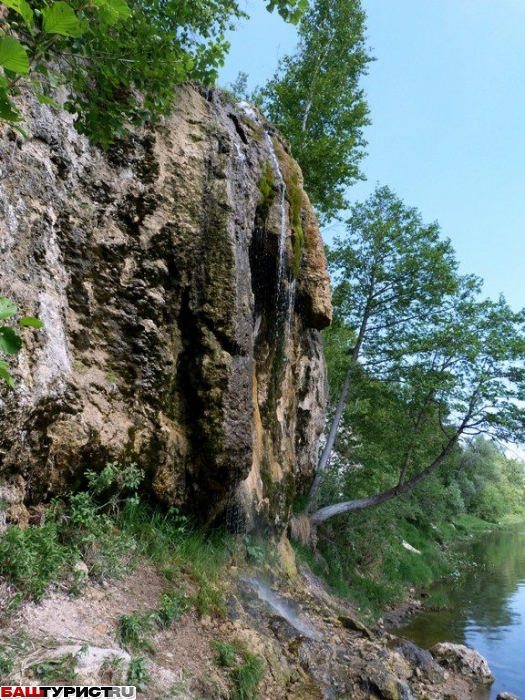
[218,0,525,311]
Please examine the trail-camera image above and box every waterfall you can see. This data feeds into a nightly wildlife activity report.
[237,102,297,343]
[242,577,323,641]
[263,132,296,345]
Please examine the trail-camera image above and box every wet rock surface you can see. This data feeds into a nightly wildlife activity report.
[0,85,331,529]
[231,563,498,700]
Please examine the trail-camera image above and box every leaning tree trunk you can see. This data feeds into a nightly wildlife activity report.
[309,427,462,525]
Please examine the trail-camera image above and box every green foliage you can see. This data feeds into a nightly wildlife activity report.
[0,633,30,681]
[118,612,156,652]
[0,520,70,600]
[0,0,132,132]
[260,0,373,220]
[157,589,190,628]
[295,495,458,618]
[244,537,266,564]
[59,492,136,581]
[0,297,42,387]
[0,647,14,678]
[328,185,463,372]
[225,71,250,101]
[314,189,525,604]
[454,439,525,523]
[0,462,141,605]
[126,656,151,692]
[266,0,309,24]
[31,653,78,684]
[312,184,525,526]
[0,0,306,145]
[212,641,264,700]
[99,655,127,686]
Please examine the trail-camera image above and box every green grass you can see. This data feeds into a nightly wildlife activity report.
[212,641,238,668]
[499,513,525,526]
[293,510,459,620]
[117,589,191,653]
[293,506,522,621]
[452,514,499,532]
[211,641,264,700]
[424,590,450,610]
[231,652,264,700]
[117,502,231,617]
[0,464,234,621]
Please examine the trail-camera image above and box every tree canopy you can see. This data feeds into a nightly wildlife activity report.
[308,186,525,525]
[259,0,372,221]
[0,0,307,145]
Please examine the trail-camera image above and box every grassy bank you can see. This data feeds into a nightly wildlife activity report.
[0,465,273,697]
[293,507,520,621]
[0,464,236,622]
[0,463,522,630]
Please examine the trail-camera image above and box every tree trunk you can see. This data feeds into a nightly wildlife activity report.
[306,288,374,511]
[310,429,461,525]
[306,363,352,510]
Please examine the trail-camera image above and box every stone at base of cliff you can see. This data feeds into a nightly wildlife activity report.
[497,693,522,700]
[366,668,415,700]
[431,642,494,684]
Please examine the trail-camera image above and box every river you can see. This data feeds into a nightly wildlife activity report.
[394,526,525,699]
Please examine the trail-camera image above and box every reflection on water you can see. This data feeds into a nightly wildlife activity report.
[394,527,525,699]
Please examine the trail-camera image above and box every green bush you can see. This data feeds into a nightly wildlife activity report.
[0,520,69,600]
[0,463,141,603]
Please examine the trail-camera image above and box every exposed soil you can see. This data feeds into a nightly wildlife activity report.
[0,553,500,700]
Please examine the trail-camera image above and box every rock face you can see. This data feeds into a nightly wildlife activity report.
[0,84,331,528]
[431,642,495,684]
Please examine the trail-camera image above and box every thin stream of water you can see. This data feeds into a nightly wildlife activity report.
[238,101,297,344]
[243,577,323,641]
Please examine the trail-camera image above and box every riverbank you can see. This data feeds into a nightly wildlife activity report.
[0,541,503,700]
[390,523,525,700]
[0,486,521,699]
[291,511,513,624]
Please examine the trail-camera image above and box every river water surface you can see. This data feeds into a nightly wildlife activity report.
[394,526,525,699]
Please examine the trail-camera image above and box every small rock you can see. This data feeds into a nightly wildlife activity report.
[430,642,494,684]
[367,668,415,700]
[338,615,373,639]
[392,638,445,684]
[74,561,89,575]
[497,693,522,700]
[200,615,213,629]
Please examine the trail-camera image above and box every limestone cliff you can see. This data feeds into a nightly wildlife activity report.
[0,84,331,529]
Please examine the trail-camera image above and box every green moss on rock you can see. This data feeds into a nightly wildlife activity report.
[257,160,276,225]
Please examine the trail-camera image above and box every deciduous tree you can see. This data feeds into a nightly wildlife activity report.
[260,0,373,221]
[0,0,307,145]
[306,186,525,526]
